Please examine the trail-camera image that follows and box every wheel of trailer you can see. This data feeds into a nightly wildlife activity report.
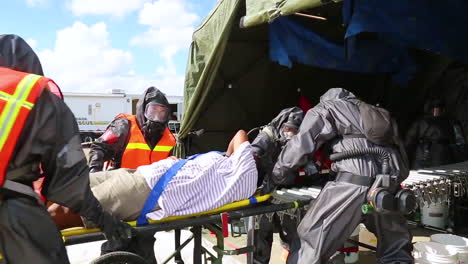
[82,133,95,143]
[90,251,148,264]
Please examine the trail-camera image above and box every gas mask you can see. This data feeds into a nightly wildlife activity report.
[142,102,169,142]
[280,125,298,141]
[142,120,165,147]
[144,102,170,123]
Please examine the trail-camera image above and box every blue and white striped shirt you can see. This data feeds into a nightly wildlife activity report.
[137,141,258,220]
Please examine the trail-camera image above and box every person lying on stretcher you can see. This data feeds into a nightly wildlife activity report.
[49,130,258,228]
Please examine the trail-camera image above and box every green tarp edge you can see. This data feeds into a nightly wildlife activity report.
[175,0,242,157]
[241,0,341,28]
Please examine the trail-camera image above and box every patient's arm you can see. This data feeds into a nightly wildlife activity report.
[226,130,248,157]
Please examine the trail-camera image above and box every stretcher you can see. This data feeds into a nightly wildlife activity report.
[62,185,379,264]
[62,192,313,264]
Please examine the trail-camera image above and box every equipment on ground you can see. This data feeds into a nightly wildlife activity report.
[402,161,468,235]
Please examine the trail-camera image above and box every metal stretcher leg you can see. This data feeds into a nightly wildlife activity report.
[246,216,255,264]
[161,234,194,264]
[174,229,184,264]
[192,226,202,264]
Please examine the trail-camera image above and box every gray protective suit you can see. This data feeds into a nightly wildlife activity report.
[272,88,413,264]
[251,107,305,264]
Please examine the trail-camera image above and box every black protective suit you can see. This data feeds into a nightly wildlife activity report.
[88,87,171,172]
[273,88,413,264]
[405,114,466,169]
[0,35,131,264]
[251,107,305,264]
[88,87,171,264]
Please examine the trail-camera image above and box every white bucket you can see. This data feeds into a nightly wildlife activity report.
[431,234,468,264]
[414,241,458,264]
[421,202,448,229]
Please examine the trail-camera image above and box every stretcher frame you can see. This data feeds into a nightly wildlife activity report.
[62,185,379,264]
[62,194,311,264]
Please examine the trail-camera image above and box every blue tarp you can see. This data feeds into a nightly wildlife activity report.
[343,0,468,62]
[269,17,417,85]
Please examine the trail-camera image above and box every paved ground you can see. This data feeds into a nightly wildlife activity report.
[67,221,439,264]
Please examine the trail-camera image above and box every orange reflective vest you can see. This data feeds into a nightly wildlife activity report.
[0,67,59,186]
[118,114,176,169]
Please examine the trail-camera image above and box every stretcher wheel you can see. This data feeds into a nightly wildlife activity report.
[90,251,148,264]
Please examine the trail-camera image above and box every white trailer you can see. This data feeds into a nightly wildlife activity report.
[63,89,183,142]
[63,89,135,142]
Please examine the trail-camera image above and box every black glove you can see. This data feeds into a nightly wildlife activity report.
[256,178,277,195]
[303,160,319,176]
[99,211,133,246]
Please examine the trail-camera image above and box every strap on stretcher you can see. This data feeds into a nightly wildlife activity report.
[137,151,221,226]
[61,194,272,239]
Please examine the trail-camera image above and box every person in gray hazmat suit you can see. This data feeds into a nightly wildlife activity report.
[272,88,413,264]
[251,107,309,264]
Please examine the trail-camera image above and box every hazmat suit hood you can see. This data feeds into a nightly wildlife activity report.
[267,107,304,140]
[320,88,357,103]
[136,86,171,147]
[0,34,44,75]
[251,107,304,188]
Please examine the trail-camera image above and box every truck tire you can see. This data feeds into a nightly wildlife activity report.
[90,251,148,264]
[81,133,96,143]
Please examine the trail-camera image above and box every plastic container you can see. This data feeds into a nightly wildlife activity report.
[421,202,448,229]
[414,241,458,264]
[431,234,468,264]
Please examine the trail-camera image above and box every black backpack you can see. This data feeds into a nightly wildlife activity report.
[357,101,394,146]
[347,100,410,179]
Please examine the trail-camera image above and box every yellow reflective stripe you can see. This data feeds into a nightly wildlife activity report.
[126,143,151,150]
[0,74,41,151]
[126,143,173,152]
[0,90,34,109]
[154,145,174,152]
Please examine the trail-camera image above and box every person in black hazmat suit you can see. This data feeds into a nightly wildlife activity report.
[252,107,323,264]
[272,88,413,264]
[88,87,175,264]
[0,34,132,264]
[405,98,467,169]
[88,86,175,172]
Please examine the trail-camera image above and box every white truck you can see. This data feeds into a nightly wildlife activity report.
[63,89,183,142]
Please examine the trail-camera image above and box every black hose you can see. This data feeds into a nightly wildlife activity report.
[247,126,262,136]
[330,148,390,174]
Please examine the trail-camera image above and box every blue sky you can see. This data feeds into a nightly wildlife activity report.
[1,0,218,96]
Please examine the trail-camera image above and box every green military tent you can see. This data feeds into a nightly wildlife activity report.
[176,0,468,155]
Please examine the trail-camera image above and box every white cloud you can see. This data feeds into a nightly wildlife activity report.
[127,0,197,96]
[131,0,198,59]
[26,0,48,7]
[154,61,185,96]
[26,38,37,49]
[37,22,182,96]
[68,0,150,17]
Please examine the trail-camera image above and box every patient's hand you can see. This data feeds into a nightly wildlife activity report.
[48,203,70,217]
[168,156,180,161]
